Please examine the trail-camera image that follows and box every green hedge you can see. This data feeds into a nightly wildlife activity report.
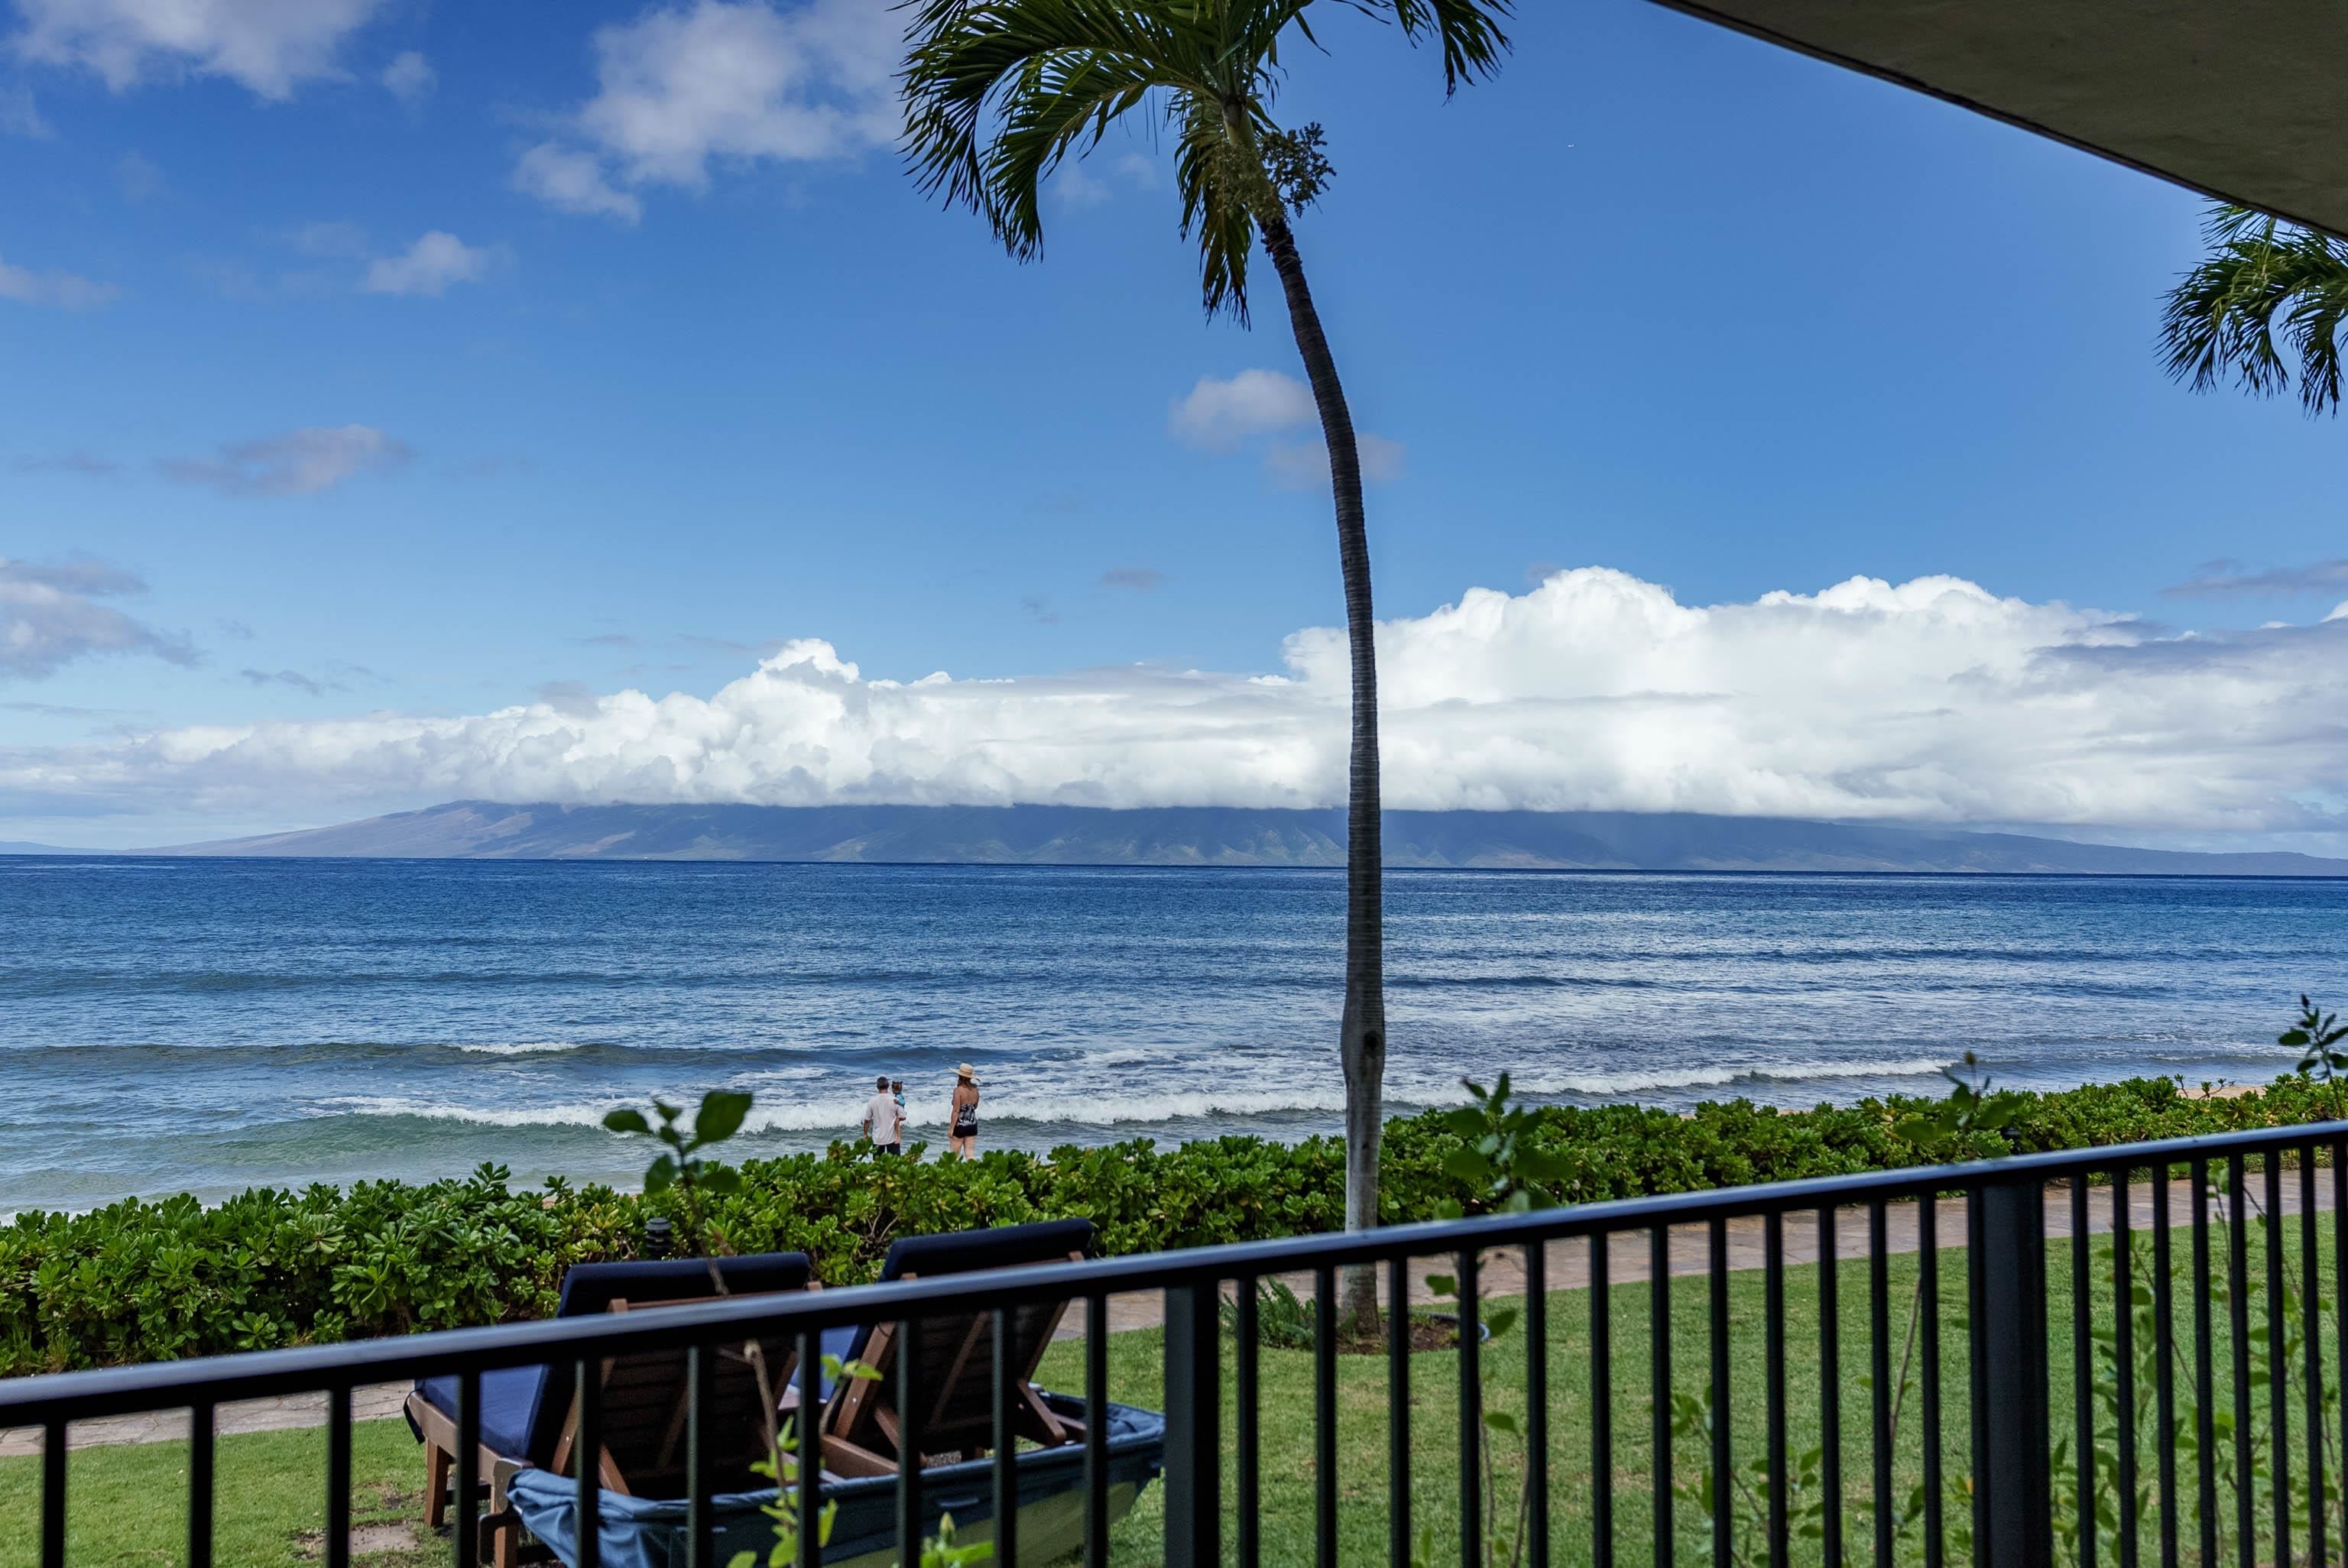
[4,1073,2337,1375]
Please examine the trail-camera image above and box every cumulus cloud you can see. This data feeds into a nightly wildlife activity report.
[0,254,118,309]
[1169,369,1315,449]
[361,231,504,297]
[380,49,432,104]
[11,0,394,99]
[516,0,899,222]
[10,568,2348,840]
[1172,369,1403,488]
[159,425,413,497]
[2165,558,2348,600]
[0,555,196,679]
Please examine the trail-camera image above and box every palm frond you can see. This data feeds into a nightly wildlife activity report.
[900,0,1514,317]
[2161,202,2348,415]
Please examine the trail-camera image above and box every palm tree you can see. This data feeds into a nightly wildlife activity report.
[902,0,1513,1317]
[2162,202,2348,415]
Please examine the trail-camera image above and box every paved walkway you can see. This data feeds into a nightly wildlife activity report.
[8,1170,2330,1456]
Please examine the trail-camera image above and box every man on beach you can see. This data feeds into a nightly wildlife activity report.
[863,1074,903,1156]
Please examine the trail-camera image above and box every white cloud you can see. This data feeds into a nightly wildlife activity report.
[361,231,504,297]
[1173,370,1404,487]
[1266,432,1406,490]
[380,49,432,103]
[516,0,900,221]
[158,425,413,496]
[0,85,50,137]
[0,253,118,309]
[513,141,643,223]
[11,568,2348,841]
[0,555,196,679]
[115,148,161,200]
[12,0,394,99]
[1169,369,1316,449]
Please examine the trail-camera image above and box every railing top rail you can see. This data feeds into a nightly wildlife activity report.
[5,1115,2341,1426]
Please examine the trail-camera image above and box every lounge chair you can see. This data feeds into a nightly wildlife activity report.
[817,1216,1094,1477]
[405,1252,815,1567]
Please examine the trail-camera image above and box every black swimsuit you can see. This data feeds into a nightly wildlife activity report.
[953,1098,978,1137]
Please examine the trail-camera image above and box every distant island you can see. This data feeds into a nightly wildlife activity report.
[40,800,2337,875]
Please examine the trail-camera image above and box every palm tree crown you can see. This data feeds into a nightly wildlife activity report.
[2162,202,2348,416]
[903,0,1510,319]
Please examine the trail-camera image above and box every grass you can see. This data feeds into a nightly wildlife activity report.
[1,1200,2337,1567]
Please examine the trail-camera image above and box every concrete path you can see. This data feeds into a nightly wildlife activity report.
[8,1169,2330,1456]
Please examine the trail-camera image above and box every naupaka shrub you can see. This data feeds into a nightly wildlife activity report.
[2,1071,2336,1375]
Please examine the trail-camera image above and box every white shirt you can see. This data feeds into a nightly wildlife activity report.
[866,1091,903,1145]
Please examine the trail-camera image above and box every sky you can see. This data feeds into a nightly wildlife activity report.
[2,0,2345,851]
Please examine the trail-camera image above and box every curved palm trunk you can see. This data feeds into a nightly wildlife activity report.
[1257,202,1386,1324]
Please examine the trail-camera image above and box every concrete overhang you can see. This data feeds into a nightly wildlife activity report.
[1651,0,2348,235]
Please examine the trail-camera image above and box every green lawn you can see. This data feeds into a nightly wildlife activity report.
[1,1208,2333,1567]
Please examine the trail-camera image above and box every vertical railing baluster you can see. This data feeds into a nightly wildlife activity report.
[327,1384,353,1568]
[189,1401,214,1568]
[1652,1225,1672,1568]
[1315,1266,1338,1568]
[2071,1179,2096,1568]
[1708,1218,1731,1568]
[1818,1207,1842,1568]
[41,1420,63,1568]
[2230,1154,2255,1568]
[2194,1158,2219,1567]
[576,1362,603,1568]
[2153,1164,2177,1568]
[896,1317,923,1568]
[795,1331,819,1568]
[1870,1200,1892,1568]
[1920,1197,1943,1568]
[2267,1157,2291,1568]
[2304,1152,2327,1568]
[2114,1166,2137,1568]
[1763,1213,1787,1568]
[2335,1140,2348,1568]
[1163,1281,1221,1568]
[1237,1277,1261,1568]
[992,1310,1018,1568]
[1390,1255,1412,1568]
[688,1345,712,1568]
[1591,1233,1614,1568]
[1526,1242,1550,1568]
[1460,1247,1483,1568]
[1084,1293,1108,1568]
[456,1370,481,1568]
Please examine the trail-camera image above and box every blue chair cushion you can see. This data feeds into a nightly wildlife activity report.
[410,1251,814,1467]
[413,1365,550,1460]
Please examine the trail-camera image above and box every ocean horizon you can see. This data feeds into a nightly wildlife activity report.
[5,855,2339,1213]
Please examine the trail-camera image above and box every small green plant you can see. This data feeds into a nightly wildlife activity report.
[1221,1276,1319,1351]
[603,1090,754,1252]
[1890,1051,2025,1157]
[1416,1074,1571,1568]
[2282,993,2348,1120]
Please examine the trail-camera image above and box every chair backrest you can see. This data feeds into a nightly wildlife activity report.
[528,1252,812,1475]
[831,1219,1094,1459]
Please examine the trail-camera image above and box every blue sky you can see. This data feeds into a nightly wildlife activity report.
[4,0,2346,848]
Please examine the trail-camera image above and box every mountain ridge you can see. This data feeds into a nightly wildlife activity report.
[119,801,2348,876]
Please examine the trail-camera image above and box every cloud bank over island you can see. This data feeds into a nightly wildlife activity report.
[6,567,2346,844]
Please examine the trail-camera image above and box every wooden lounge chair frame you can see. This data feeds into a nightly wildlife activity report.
[410,1285,812,1567]
[817,1252,1086,1478]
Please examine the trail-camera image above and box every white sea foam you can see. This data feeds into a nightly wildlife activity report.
[452,1041,592,1056]
[1503,1058,1953,1097]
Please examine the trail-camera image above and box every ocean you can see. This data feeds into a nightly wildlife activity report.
[3,857,2340,1210]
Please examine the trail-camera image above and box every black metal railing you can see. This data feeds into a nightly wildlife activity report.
[7,1119,2348,1567]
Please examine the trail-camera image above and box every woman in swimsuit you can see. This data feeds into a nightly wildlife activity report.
[947,1063,980,1158]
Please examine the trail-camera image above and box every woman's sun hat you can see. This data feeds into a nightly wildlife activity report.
[956,1062,978,1082]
